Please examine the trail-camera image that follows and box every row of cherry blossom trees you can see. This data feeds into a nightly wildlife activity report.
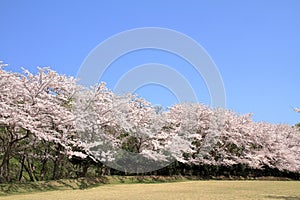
[0,61,299,182]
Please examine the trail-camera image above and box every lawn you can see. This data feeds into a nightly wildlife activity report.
[0,180,299,200]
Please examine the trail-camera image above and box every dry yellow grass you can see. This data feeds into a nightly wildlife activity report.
[1,181,300,200]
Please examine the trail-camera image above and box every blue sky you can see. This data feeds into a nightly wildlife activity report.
[0,0,299,125]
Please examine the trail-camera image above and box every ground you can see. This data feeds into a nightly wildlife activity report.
[0,180,300,200]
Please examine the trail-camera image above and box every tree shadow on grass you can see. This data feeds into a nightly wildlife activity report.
[56,180,77,190]
[0,182,60,196]
[0,177,109,196]
[77,177,109,189]
[266,195,300,200]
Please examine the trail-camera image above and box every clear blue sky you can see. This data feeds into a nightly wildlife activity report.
[1,0,299,125]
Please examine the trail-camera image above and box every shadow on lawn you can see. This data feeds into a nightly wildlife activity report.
[121,175,190,184]
[0,182,60,195]
[266,195,300,200]
[0,177,109,196]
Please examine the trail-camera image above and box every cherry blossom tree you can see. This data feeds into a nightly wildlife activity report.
[162,103,212,164]
[74,82,118,165]
[0,63,33,181]
[24,68,78,179]
[0,64,80,181]
[75,89,174,173]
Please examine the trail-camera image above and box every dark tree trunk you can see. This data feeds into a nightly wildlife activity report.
[52,144,64,180]
[24,158,35,182]
[40,159,48,181]
[53,158,60,180]
[82,163,89,177]
[18,155,25,181]
[0,142,12,182]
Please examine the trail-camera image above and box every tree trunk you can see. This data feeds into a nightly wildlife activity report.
[40,159,48,181]
[53,157,60,180]
[52,144,64,180]
[82,163,89,177]
[0,142,12,182]
[24,158,35,182]
[18,156,25,181]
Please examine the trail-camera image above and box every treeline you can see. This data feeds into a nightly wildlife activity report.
[0,61,300,183]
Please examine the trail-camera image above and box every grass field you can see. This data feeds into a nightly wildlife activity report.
[0,180,299,200]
